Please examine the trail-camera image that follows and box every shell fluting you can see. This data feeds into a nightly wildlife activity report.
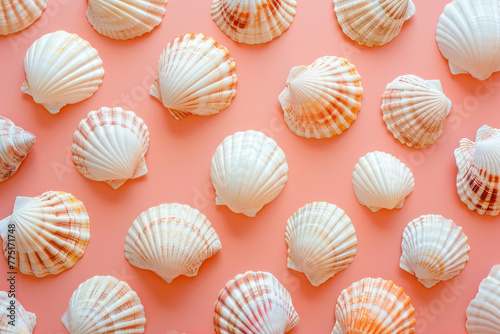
[0,291,36,333]
[0,0,47,35]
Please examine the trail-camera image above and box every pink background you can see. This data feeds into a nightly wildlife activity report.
[1,0,500,333]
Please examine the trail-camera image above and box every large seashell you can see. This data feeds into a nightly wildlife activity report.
[455,125,500,216]
[381,75,452,149]
[352,151,415,212]
[210,130,289,217]
[333,0,415,47]
[0,116,36,182]
[332,277,416,333]
[285,202,357,286]
[0,191,90,277]
[400,214,470,288]
[436,0,500,80]
[0,0,47,35]
[22,30,105,114]
[124,203,221,283]
[150,33,237,120]
[211,0,297,45]
[278,56,363,139]
[61,275,146,334]
[214,271,299,333]
[0,291,36,333]
[86,0,168,40]
[72,107,150,189]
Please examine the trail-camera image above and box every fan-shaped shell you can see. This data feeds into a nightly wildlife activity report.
[0,191,90,277]
[22,30,105,114]
[352,151,415,212]
[0,291,36,333]
[214,271,299,333]
[285,202,357,286]
[124,203,221,283]
[333,0,415,47]
[381,75,452,149]
[150,32,237,120]
[61,275,146,334]
[278,56,363,139]
[210,130,289,217]
[455,125,500,216]
[0,0,47,35]
[436,0,500,80]
[72,107,150,189]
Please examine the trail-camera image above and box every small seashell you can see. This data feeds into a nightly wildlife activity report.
[0,0,47,35]
[214,271,299,333]
[285,202,357,286]
[279,56,363,139]
[0,291,36,333]
[72,107,150,189]
[150,32,237,120]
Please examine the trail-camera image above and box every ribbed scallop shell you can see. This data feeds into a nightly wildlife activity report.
[214,271,299,333]
[0,291,36,333]
[400,214,470,288]
[0,191,90,277]
[278,56,363,139]
[332,277,416,333]
[0,116,36,182]
[285,202,357,286]
[211,0,297,44]
[333,0,415,47]
[150,32,237,120]
[22,30,105,114]
[436,0,500,80]
[72,107,150,189]
[124,203,221,283]
[0,0,47,35]
[455,125,500,216]
[210,130,289,217]
[86,0,168,40]
[61,275,146,334]
[381,75,452,149]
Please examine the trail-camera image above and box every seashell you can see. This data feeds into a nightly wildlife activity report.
[0,291,36,333]
[86,0,168,40]
[436,0,500,80]
[211,0,297,45]
[0,0,47,35]
[381,75,452,149]
[333,0,415,47]
[72,107,150,189]
[210,130,289,217]
[0,191,90,277]
[400,214,470,288]
[22,30,105,114]
[278,56,363,139]
[214,271,299,333]
[150,33,237,120]
[454,125,500,216]
[285,202,357,286]
[61,275,146,334]
[0,116,36,182]
[332,277,416,333]
[352,151,415,212]
[124,203,221,283]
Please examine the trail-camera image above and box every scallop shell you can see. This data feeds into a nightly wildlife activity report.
[211,0,297,44]
[0,191,90,277]
[61,275,146,334]
[210,130,289,217]
[400,214,470,288]
[0,116,36,182]
[332,277,416,333]
[22,30,105,114]
[436,0,500,80]
[86,0,168,40]
[278,56,363,139]
[150,32,237,120]
[0,0,47,35]
[285,202,357,286]
[214,271,299,333]
[381,75,452,149]
[333,0,415,47]
[0,291,36,333]
[455,125,500,216]
[124,203,221,283]
[72,107,150,189]
[352,151,415,212]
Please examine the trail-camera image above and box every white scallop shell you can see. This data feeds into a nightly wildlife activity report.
[0,0,47,35]
[0,291,36,333]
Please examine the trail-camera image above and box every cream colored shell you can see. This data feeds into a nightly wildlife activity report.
[0,0,47,35]
[0,291,36,333]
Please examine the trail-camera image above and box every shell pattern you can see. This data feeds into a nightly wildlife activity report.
[0,291,36,333]
[0,0,47,35]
